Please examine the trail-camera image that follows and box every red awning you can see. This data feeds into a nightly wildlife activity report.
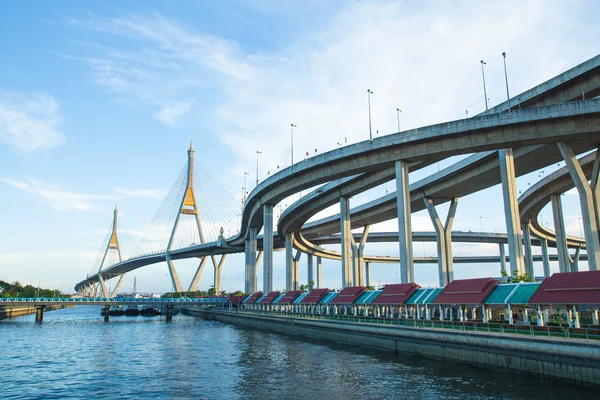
[529,271,600,305]
[371,283,420,305]
[301,288,330,304]
[245,292,264,304]
[278,290,302,304]
[260,291,281,304]
[331,286,367,304]
[229,294,249,304]
[433,278,498,304]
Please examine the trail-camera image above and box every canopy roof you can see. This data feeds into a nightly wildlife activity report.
[301,288,330,304]
[355,290,382,305]
[406,288,442,305]
[331,286,367,304]
[278,290,303,304]
[245,292,264,304]
[433,278,498,305]
[372,283,420,305]
[484,283,541,305]
[528,271,600,305]
[259,291,281,304]
[229,294,249,305]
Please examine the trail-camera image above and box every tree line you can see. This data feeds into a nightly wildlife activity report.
[0,280,66,298]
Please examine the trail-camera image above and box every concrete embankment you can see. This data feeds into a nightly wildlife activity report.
[184,308,600,388]
[0,305,70,320]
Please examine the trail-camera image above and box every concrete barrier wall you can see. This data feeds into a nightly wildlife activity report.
[185,309,600,388]
[0,305,70,320]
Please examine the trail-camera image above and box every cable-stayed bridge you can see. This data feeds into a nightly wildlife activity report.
[75,54,600,297]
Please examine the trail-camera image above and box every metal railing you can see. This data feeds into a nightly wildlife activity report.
[237,308,600,342]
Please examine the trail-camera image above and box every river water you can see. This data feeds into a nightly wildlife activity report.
[0,306,594,399]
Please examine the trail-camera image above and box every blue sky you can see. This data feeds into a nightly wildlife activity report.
[1,0,598,294]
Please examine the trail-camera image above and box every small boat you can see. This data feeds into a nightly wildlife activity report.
[125,306,140,316]
[140,306,160,316]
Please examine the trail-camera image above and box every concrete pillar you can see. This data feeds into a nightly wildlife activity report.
[424,197,458,286]
[395,160,414,283]
[499,148,526,276]
[244,239,251,293]
[249,227,258,292]
[551,194,570,273]
[166,305,173,322]
[111,274,125,298]
[354,226,370,286]
[307,254,314,287]
[104,305,110,322]
[571,247,581,272]
[506,304,513,325]
[212,255,226,294]
[540,238,551,278]
[340,197,353,287]
[35,305,45,323]
[592,309,599,325]
[482,305,488,322]
[263,205,274,293]
[499,244,508,282]
[365,262,371,287]
[293,250,301,290]
[285,233,294,291]
[591,148,600,235]
[439,305,444,321]
[536,305,545,326]
[188,257,207,292]
[316,256,322,288]
[523,308,529,324]
[522,222,535,279]
[558,143,600,270]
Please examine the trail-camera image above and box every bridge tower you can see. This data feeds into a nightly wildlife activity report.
[165,142,206,293]
[97,205,124,298]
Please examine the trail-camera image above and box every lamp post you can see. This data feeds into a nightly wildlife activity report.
[396,108,402,131]
[367,89,374,141]
[256,151,262,187]
[290,123,297,165]
[480,60,489,110]
[502,52,511,112]
[243,172,249,203]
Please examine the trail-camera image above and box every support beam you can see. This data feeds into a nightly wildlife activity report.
[540,238,551,278]
[212,255,226,294]
[499,244,508,282]
[293,250,301,290]
[340,197,353,288]
[424,197,458,286]
[248,227,258,293]
[365,261,371,287]
[111,274,125,298]
[35,305,45,323]
[98,275,109,298]
[307,254,314,287]
[354,225,370,286]
[551,194,570,273]
[263,204,274,293]
[558,142,600,270]
[103,305,110,322]
[316,256,322,289]
[285,233,294,291]
[187,257,207,292]
[499,148,525,276]
[522,222,535,279]
[395,160,414,283]
[254,250,263,293]
[591,148,600,231]
[571,247,581,272]
[166,305,174,322]
[244,239,251,293]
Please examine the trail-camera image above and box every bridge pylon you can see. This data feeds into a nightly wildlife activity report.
[96,205,124,297]
[165,142,206,293]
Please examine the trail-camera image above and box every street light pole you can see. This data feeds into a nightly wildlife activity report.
[396,108,402,131]
[243,172,249,203]
[480,60,489,110]
[367,89,374,141]
[256,151,262,187]
[290,123,297,165]
[502,52,511,112]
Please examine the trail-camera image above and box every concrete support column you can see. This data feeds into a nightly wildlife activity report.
[293,250,301,290]
[35,305,45,323]
[285,233,294,291]
[499,244,508,282]
[212,255,226,294]
[244,239,251,293]
[354,226,370,286]
[558,142,600,270]
[591,148,600,233]
[365,262,371,287]
[395,160,414,283]
[263,205,274,293]
[536,305,545,326]
[316,256,322,289]
[340,197,353,287]
[307,254,314,287]
[551,194,570,273]
[188,257,207,292]
[98,275,108,298]
[507,305,513,325]
[571,247,581,272]
[424,197,458,286]
[592,309,599,325]
[111,274,125,298]
[166,305,173,322]
[103,305,110,322]
[540,238,551,278]
[249,227,258,292]
[499,148,525,276]
[522,222,535,279]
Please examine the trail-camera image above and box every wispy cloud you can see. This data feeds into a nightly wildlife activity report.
[114,186,166,199]
[0,92,66,152]
[0,178,165,211]
[152,102,192,126]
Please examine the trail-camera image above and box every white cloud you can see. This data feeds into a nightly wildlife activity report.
[152,102,192,126]
[114,186,166,199]
[0,92,66,152]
